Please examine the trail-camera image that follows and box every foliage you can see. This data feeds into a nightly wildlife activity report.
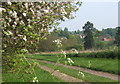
[38,26,117,52]
[30,49,119,59]
[38,34,58,52]
[1,1,82,82]
[2,1,81,55]
[115,27,120,47]
[62,34,84,50]
[38,28,84,52]
[94,41,116,49]
[102,28,117,37]
[58,27,70,39]
[66,49,118,59]
[2,1,81,71]
[53,38,75,65]
[83,21,94,50]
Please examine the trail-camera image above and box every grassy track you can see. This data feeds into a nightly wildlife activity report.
[35,61,117,82]
[28,54,119,75]
[3,67,62,82]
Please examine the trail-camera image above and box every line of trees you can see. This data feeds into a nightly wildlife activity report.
[82,21,119,50]
[37,22,118,52]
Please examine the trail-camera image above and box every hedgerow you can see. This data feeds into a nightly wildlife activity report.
[39,50,119,59]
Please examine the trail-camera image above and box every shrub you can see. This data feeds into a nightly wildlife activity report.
[66,50,118,59]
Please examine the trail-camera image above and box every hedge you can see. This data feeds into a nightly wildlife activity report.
[37,50,119,59]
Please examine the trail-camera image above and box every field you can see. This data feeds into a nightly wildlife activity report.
[3,64,62,82]
[36,61,117,82]
[28,53,119,75]
[3,51,119,82]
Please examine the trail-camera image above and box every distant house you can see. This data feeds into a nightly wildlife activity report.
[80,34,85,39]
[103,38,114,41]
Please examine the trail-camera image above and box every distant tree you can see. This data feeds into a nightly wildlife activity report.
[115,27,120,47]
[102,28,117,37]
[39,34,58,52]
[73,29,82,34]
[83,21,94,50]
[58,27,70,39]
[64,27,69,32]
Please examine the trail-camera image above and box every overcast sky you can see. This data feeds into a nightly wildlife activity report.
[58,0,119,31]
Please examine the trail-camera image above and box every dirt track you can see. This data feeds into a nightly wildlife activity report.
[36,59,120,81]
[39,65,86,82]
[33,50,106,55]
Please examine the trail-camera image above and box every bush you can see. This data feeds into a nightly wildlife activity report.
[38,50,119,59]
[66,50,118,59]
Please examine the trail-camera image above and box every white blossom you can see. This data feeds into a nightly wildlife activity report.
[37,11,42,15]
[23,36,27,41]
[61,50,66,58]
[9,18,12,22]
[0,8,6,12]
[23,13,26,16]
[41,28,44,32]
[7,31,13,35]
[7,0,12,5]
[88,61,91,68]
[27,19,31,22]
[44,9,49,13]
[30,8,34,15]
[4,24,6,27]
[63,16,68,20]
[16,18,19,21]
[7,23,10,26]
[42,1,45,4]
[28,25,32,28]
[24,3,28,9]
[18,34,23,37]
[71,48,79,54]
[9,11,12,14]
[61,8,65,13]
[78,71,85,78]
[56,70,59,72]
[21,49,28,53]
[67,58,74,64]
[14,22,17,25]
[12,25,16,28]
[32,77,38,82]
[13,11,17,18]
[62,50,66,55]
[20,20,25,25]
[53,39,62,48]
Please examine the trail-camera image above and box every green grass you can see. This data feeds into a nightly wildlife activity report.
[35,61,117,82]
[2,66,62,82]
[28,54,119,75]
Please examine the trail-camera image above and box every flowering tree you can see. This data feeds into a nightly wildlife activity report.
[2,1,81,55]
[1,1,82,75]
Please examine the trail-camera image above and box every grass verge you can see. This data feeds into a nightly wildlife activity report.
[2,64,62,82]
